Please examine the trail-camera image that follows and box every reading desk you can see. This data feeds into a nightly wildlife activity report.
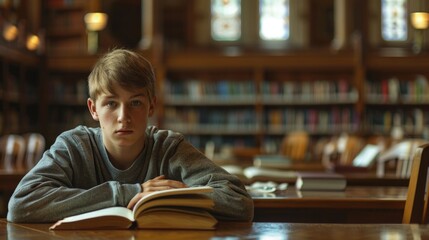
[1,170,409,222]
[0,170,26,217]
[2,219,429,240]
[252,186,407,223]
[0,170,26,191]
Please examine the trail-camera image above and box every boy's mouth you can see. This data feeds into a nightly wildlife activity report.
[115,129,133,134]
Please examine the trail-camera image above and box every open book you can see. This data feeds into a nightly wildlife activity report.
[49,186,217,230]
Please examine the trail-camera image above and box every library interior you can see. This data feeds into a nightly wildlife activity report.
[2,0,429,238]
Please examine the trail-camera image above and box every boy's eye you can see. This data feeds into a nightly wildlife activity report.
[107,101,117,108]
[130,100,142,107]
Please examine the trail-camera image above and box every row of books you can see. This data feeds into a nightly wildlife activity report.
[47,0,85,8]
[261,79,358,101]
[51,79,88,103]
[366,75,429,103]
[48,109,96,129]
[165,79,256,101]
[164,107,359,133]
[365,108,428,134]
[164,79,358,103]
[3,74,40,102]
[264,108,359,133]
[47,8,85,33]
[1,106,17,126]
[164,108,257,129]
[185,135,257,149]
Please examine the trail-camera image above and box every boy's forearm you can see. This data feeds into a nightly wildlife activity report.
[7,180,141,223]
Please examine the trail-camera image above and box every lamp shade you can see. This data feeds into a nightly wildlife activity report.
[26,34,40,51]
[3,23,18,41]
[411,12,429,30]
[84,13,108,31]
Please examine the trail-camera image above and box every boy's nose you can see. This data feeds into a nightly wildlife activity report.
[118,105,131,123]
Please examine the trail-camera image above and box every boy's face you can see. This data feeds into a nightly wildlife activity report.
[87,82,155,153]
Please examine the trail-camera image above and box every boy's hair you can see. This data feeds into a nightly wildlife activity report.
[88,49,156,101]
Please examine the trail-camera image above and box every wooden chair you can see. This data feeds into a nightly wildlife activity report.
[279,131,309,162]
[338,135,365,165]
[403,143,429,224]
[377,138,428,178]
[321,134,365,168]
[0,134,26,171]
[23,133,46,169]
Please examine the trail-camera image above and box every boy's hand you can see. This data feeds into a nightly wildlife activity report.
[127,175,187,209]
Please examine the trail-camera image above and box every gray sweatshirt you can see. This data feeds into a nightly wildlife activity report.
[7,125,254,223]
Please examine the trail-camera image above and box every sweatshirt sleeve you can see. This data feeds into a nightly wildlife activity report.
[162,139,254,222]
[7,134,141,223]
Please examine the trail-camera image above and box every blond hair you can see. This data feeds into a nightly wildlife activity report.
[88,49,155,101]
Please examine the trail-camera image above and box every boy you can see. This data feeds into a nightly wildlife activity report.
[7,49,254,222]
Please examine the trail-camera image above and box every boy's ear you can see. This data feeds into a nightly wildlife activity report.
[148,97,157,117]
[87,98,99,121]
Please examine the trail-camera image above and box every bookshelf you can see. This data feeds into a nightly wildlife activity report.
[163,68,259,149]
[43,55,99,144]
[364,52,429,139]
[43,0,88,56]
[159,50,360,151]
[0,45,42,135]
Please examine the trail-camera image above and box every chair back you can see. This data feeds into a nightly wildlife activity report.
[1,134,26,171]
[321,134,364,168]
[377,139,428,177]
[403,143,429,224]
[24,133,46,169]
[280,131,309,162]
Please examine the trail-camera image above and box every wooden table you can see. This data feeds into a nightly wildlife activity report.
[247,171,409,186]
[1,170,409,223]
[0,170,26,191]
[252,186,407,223]
[0,170,27,218]
[2,219,429,240]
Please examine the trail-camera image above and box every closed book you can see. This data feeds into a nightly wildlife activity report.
[221,165,297,184]
[253,155,292,169]
[296,172,346,191]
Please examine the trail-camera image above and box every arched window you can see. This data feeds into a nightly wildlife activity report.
[381,0,408,41]
[210,0,290,43]
[211,0,241,41]
[259,0,290,41]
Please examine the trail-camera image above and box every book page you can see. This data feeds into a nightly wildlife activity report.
[132,186,213,216]
[49,207,134,230]
[60,207,134,222]
[133,194,213,217]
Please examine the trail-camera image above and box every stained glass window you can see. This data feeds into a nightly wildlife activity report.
[259,0,290,40]
[381,0,408,41]
[211,0,241,41]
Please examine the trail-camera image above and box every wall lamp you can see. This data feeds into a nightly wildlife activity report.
[411,12,429,54]
[84,12,108,54]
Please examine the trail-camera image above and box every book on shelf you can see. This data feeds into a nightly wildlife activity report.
[49,186,217,230]
[295,172,346,191]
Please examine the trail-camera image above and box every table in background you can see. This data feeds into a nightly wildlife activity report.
[2,219,429,240]
[252,186,407,223]
[0,170,26,191]
[247,171,409,187]
[0,170,26,218]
